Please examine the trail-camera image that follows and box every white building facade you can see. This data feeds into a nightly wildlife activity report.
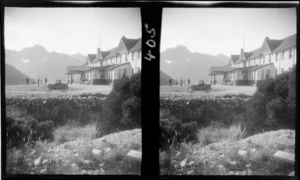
[210,34,296,85]
[66,36,141,85]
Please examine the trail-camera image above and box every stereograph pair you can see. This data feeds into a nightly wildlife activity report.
[1,2,297,177]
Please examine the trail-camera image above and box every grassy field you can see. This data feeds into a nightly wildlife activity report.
[5,84,112,97]
[160,84,256,98]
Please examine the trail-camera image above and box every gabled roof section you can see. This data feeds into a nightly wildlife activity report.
[87,54,96,61]
[115,36,129,54]
[104,47,117,59]
[248,48,261,59]
[129,38,141,52]
[265,37,282,51]
[274,34,296,52]
[122,36,140,51]
[244,51,255,60]
[228,55,239,65]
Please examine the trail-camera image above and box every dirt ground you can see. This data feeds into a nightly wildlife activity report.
[5,84,112,97]
[160,84,257,98]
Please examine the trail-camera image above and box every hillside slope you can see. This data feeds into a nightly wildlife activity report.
[5,63,31,85]
[160,70,175,86]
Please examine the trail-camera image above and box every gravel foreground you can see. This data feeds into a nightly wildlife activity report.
[26,129,141,175]
[169,129,295,175]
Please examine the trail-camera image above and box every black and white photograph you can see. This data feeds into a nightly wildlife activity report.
[159,7,296,175]
[4,7,141,175]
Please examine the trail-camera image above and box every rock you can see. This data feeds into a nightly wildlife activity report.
[92,149,102,156]
[71,163,78,168]
[40,169,47,174]
[228,160,237,166]
[217,164,225,171]
[99,162,105,167]
[34,156,42,166]
[238,149,248,159]
[30,150,36,155]
[82,160,91,165]
[42,159,48,165]
[246,163,252,168]
[180,158,188,167]
[187,170,194,175]
[189,161,195,166]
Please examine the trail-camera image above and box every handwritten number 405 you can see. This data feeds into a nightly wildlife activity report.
[144,23,156,62]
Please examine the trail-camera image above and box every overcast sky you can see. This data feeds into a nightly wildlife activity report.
[161,8,297,56]
[5,8,141,55]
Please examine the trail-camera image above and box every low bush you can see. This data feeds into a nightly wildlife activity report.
[6,116,54,148]
[99,72,141,136]
[246,66,296,132]
[160,112,198,151]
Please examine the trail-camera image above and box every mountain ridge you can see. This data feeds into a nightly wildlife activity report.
[5,45,86,82]
[160,45,229,83]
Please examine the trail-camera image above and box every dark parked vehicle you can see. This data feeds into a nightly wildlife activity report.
[44,79,69,92]
[187,80,212,93]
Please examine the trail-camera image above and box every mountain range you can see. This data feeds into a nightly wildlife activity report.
[5,45,86,83]
[160,45,229,84]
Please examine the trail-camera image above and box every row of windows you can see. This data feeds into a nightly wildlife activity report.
[238,48,294,67]
[103,50,141,66]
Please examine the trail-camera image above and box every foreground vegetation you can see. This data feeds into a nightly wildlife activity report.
[5,73,141,175]
[160,66,296,175]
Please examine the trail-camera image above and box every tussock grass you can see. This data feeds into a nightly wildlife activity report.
[198,123,247,147]
[54,123,99,145]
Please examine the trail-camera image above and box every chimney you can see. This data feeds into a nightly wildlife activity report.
[97,48,101,59]
[240,48,244,55]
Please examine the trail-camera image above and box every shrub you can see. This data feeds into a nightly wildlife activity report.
[159,115,198,151]
[6,116,54,148]
[246,66,296,132]
[99,72,141,136]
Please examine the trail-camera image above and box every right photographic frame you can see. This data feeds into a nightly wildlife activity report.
[160,7,297,176]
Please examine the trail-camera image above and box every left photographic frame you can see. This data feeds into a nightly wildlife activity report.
[3,6,142,175]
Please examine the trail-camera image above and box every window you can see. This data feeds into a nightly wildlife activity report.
[261,69,264,80]
[289,49,292,58]
[275,53,278,61]
[282,51,284,60]
[269,55,271,63]
[132,52,134,61]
